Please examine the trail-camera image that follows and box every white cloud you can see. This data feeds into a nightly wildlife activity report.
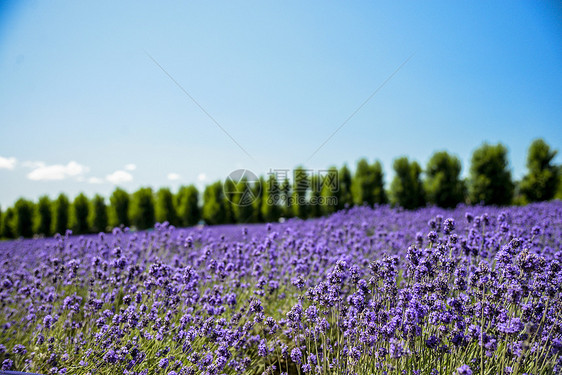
[106,170,133,184]
[197,173,207,182]
[167,172,180,181]
[27,161,89,181]
[0,156,17,170]
[22,161,45,169]
[88,177,104,184]
[124,163,136,171]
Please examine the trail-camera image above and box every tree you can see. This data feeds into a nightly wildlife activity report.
[110,187,130,228]
[424,151,465,208]
[251,176,265,223]
[53,193,70,235]
[557,166,562,200]
[292,166,310,218]
[280,178,293,218]
[1,208,15,239]
[233,179,254,223]
[90,194,108,233]
[390,157,425,209]
[320,166,341,215]
[338,164,354,208]
[351,159,387,206]
[309,174,322,218]
[72,193,90,234]
[14,198,34,238]
[176,185,200,227]
[35,195,52,236]
[155,187,179,226]
[520,139,559,202]
[202,182,227,225]
[222,179,237,224]
[468,143,514,205]
[261,174,282,223]
[131,187,156,230]
[371,160,387,205]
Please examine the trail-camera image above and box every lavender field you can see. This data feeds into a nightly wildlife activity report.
[1,203,561,375]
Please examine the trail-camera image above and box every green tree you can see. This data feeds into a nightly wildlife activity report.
[14,198,34,238]
[53,193,70,235]
[155,187,179,226]
[320,167,341,215]
[424,151,465,208]
[35,195,52,236]
[309,174,322,218]
[176,185,200,227]
[280,178,293,218]
[339,164,354,208]
[557,166,562,200]
[390,157,425,209]
[233,179,254,223]
[520,139,559,202]
[251,176,265,223]
[202,182,227,225]
[90,194,108,233]
[222,179,237,224]
[72,193,90,234]
[1,207,15,239]
[292,166,310,218]
[468,143,514,205]
[352,159,387,206]
[110,187,130,228]
[371,161,387,205]
[261,174,282,222]
[131,187,156,230]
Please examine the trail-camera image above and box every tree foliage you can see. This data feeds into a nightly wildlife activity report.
[309,174,322,218]
[520,139,559,202]
[233,179,254,224]
[131,187,155,230]
[156,187,179,226]
[352,159,387,206]
[1,208,15,239]
[292,166,309,219]
[176,185,200,227]
[14,198,34,238]
[35,195,52,236]
[261,174,282,223]
[202,182,227,225]
[557,166,562,200]
[222,179,237,224]
[110,188,130,228]
[2,142,559,237]
[321,167,341,215]
[390,157,425,209]
[91,194,108,233]
[469,143,514,205]
[338,164,354,209]
[72,193,90,234]
[424,151,465,208]
[251,176,265,223]
[53,194,70,235]
[280,178,293,218]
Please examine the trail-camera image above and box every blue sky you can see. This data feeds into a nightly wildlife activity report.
[0,1,561,207]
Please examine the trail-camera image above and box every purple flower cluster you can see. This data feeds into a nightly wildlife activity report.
[0,202,561,374]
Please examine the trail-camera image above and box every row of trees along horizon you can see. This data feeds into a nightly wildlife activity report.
[1,139,561,239]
